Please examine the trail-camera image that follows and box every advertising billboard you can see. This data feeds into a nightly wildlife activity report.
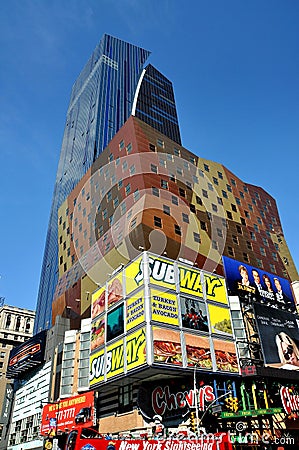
[254,303,299,370]
[40,391,95,435]
[151,288,179,326]
[7,330,47,378]
[153,327,183,366]
[126,291,145,331]
[223,256,295,311]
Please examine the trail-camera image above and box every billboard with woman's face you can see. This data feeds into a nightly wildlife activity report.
[254,303,299,370]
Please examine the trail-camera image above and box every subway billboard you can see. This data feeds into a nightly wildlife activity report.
[90,253,239,387]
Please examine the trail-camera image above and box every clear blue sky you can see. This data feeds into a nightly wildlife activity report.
[0,0,298,311]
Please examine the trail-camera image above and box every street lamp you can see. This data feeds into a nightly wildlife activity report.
[193,351,211,436]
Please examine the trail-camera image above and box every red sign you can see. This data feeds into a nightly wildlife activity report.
[280,386,299,414]
[152,384,215,416]
[40,392,94,435]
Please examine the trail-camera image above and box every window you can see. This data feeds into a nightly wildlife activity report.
[196,196,202,205]
[119,140,125,150]
[182,213,189,223]
[163,205,170,215]
[236,198,241,205]
[149,143,156,152]
[102,209,108,220]
[172,195,178,205]
[152,187,159,197]
[200,221,207,231]
[245,210,250,218]
[133,189,140,201]
[246,241,252,250]
[272,252,278,261]
[126,143,132,154]
[5,315,11,329]
[218,171,223,179]
[212,240,218,250]
[193,232,201,243]
[257,217,262,224]
[236,225,242,234]
[260,247,266,256]
[125,184,131,195]
[129,164,135,175]
[213,177,219,185]
[212,204,218,212]
[254,224,259,232]
[262,237,269,246]
[179,188,185,197]
[227,184,232,192]
[232,235,239,245]
[151,164,157,173]
[122,160,128,171]
[208,183,213,191]
[15,316,21,332]
[257,258,263,268]
[243,253,249,263]
[118,179,123,188]
[174,224,181,235]
[217,197,223,205]
[228,246,234,257]
[174,147,180,156]
[130,218,137,229]
[227,211,233,220]
[217,228,223,238]
[231,179,236,186]
[270,264,276,273]
[231,204,237,212]
[157,138,164,148]
[161,179,168,189]
[154,216,162,228]
[240,191,244,199]
[113,197,119,208]
[119,384,133,414]
[202,189,208,198]
[255,192,260,200]
[177,167,183,176]
[248,204,253,211]
[250,231,256,240]
[190,204,196,213]
[204,164,209,172]
[240,218,246,226]
[222,190,228,199]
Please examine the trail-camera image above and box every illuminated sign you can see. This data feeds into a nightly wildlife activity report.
[151,384,215,416]
[280,386,299,414]
[7,330,46,378]
[126,328,146,371]
[151,289,179,326]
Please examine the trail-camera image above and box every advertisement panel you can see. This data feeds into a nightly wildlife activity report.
[208,304,233,336]
[179,264,203,297]
[204,273,228,305]
[126,327,146,371]
[213,339,238,372]
[0,383,13,425]
[153,327,183,365]
[184,333,212,368]
[107,272,123,309]
[7,330,46,378]
[91,316,105,352]
[126,291,145,331]
[106,338,124,379]
[151,288,179,326]
[90,348,105,386]
[180,295,209,332]
[223,256,295,311]
[125,256,143,295]
[91,286,105,319]
[40,391,94,435]
[254,303,299,370]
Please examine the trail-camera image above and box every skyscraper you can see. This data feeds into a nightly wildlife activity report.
[35,35,181,332]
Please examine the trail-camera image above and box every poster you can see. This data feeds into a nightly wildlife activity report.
[184,333,212,369]
[91,286,105,319]
[223,256,295,311]
[152,327,182,366]
[213,339,238,372]
[91,316,105,352]
[180,295,209,332]
[254,303,299,370]
[126,291,145,331]
[151,289,179,326]
[208,304,233,336]
[204,273,228,305]
[126,328,146,371]
[125,257,143,295]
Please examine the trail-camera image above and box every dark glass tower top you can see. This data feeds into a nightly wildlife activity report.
[34,34,181,332]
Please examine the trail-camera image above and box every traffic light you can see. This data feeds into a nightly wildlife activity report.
[189,411,196,432]
[225,396,239,412]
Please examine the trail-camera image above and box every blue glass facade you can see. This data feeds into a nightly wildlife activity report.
[35,35,181,332]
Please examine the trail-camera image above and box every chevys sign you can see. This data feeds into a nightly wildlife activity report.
[280,386,299,414]
[152,384,215,416]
